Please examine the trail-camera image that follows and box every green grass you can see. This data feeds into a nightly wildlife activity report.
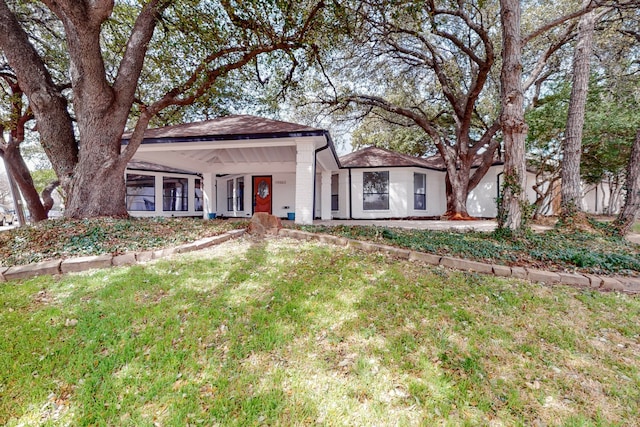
[1,238,639,426]
[296,224,640,276]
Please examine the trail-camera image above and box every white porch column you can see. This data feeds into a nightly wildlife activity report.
[295,141,315,224]
[341,170,351,219]
[202,172,216,219]
[321,170,332,220]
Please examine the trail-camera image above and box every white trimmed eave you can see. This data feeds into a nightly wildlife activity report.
[316,146,340,171]
[130,135,332,175]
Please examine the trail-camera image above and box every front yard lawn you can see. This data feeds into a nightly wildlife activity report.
[1,238,639,425]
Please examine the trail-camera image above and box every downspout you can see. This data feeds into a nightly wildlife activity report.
[312,153,317,220]
[313,131,341,221]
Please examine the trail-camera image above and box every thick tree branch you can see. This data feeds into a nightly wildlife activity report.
[113,0,169,113]
[0,0,77,185]
[523,21,577,92]
[523,1,598,45]
[121,1,325,164]
[121,42,299,163]
[41,0,113,115]
[468,133,501,191]
[336,93,463,172]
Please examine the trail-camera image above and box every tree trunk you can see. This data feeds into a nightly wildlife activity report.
[0,69,50,223]
[560,1,594,222]
[2,143,48,222]
[41,180,60,213]
[442,163,473,220]
[0,0,78,189]
[5,159,26,225]
[498,0,528,233]
[64,130,129,218]
[444,183,471,220]
[612,129,640,236]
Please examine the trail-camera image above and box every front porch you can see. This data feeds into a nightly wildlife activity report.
[122,115,341,224]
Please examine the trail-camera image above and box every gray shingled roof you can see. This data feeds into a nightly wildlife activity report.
[122,114,323,142]
[126,161,198,175]
[339,146,503,170]
[339,147,443,169]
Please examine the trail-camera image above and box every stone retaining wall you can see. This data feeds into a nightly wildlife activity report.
[278,228,640,294]
[0,229,245,282]
[2,227,638,295]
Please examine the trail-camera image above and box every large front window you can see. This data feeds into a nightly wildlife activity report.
[363,171,389,210]
[126,174,155,211]
[414,173,426,210]
[163,177,188,211]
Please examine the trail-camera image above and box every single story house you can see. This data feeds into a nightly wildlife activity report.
[122,115,543,224]
[334,146,540,219]
[123,115,340,225]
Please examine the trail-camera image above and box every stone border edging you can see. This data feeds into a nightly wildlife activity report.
[278,228,640,294]
[0,229,246,283]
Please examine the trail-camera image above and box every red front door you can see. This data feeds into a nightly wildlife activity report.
[253,176,272,214]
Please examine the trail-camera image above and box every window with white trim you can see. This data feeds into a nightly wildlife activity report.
[163,176,188,211]
[331,174,339,211]
[226,179,234,211]
[414,173,426,210]
[126,174,155,211]
[363,171,389,210]
[195,178,203,211]
[235,177,244,211]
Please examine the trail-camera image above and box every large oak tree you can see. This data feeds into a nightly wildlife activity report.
[312,0,601,220]
[0,0,324,218]
[324,0,502,219]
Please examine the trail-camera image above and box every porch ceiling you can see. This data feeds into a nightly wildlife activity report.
[131,139,302,174]
[124,115,341,175]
